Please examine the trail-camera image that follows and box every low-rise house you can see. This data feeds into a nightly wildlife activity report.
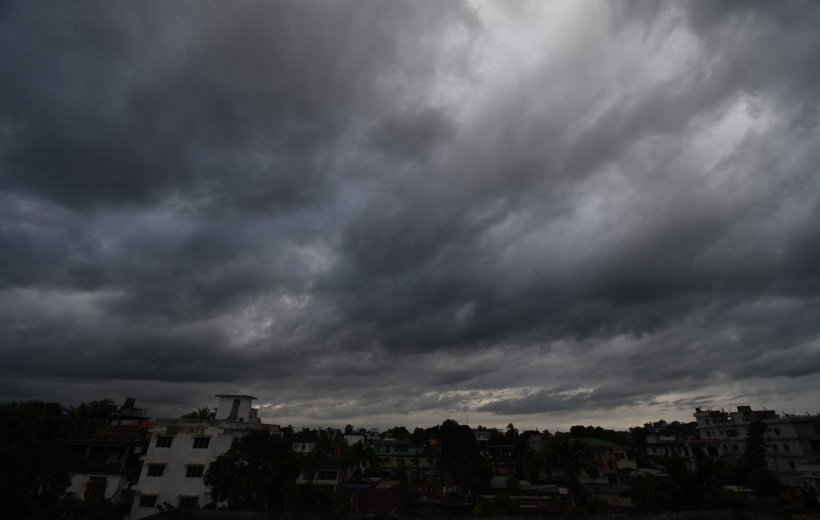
[373,438,436,480]
[63,398,151,512]
[574,437,636,485]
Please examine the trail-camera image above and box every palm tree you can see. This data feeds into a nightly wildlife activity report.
[181,407,214,420]
[344,441,377,478]
[547,436,598,506]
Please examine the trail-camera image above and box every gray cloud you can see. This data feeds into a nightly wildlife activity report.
[1,0,819,429]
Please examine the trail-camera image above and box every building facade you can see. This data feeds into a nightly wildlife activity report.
[130,395,278,519]
[63,398,151,514]
[694,406,820,492]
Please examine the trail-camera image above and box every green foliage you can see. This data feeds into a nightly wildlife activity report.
[505,476,521,495]
[65,399,116,439]
[630,474,660,510]
[464,455,493,489]
[204,430,301,511]
[586,497,607,514]
[570,425,631,445]
[0,401,76,519]
[632,455,754,511]
[410,427,427,443]
[745,420,767,470]
[505,423,519,441]
[437,419,482,485]
[383,426,411,440]
[547,435,596,483]
[480,491,520,516]
[341,440,377,479]
[286,484,333,512]
[740,419,781,496]
[59,494,124,520]
[521,449,544,483]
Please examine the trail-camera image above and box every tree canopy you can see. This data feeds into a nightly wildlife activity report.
[0,401,75,519]
[204,430,300,511]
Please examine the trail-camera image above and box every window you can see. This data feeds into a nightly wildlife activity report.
[193,437,210,449]
[732,444,738,452]
[784,444,790,452]
[186,465,204,478]
[774,428,781,436]
[155,436,173,448]
[147,464,165,477]
[178,496,199,509]
[139,495,158,508]
[772,444,779,451]
[789,460,796,469]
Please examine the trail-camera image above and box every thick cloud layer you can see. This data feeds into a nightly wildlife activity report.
[1,1,818,428]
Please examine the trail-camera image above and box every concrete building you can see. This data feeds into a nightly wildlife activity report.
[130,395,279,519]
[640,420,700,471]
[373,438,437,480]
[63,398,151,514]
[694,406,820,492]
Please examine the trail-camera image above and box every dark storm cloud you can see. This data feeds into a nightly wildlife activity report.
[368,107,456,159]
[1,1,819,426]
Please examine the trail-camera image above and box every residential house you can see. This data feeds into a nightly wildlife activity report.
[63,398,151,512]
[373,438,437,480]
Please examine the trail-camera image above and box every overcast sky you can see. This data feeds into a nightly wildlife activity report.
[1,1,819,431]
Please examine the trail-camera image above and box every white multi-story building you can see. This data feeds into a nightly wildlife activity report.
[130,394,279,519]
[694,406,820,492]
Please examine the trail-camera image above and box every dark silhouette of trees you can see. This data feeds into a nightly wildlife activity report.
[65,399,116,439]
[181,407,214,420]
[741,420,781,495]
[342,439,377,478]
[383,426,411,440]
[204,430,300,511]
[0,401,75,519]
[548,435,596,484]
[437,419,491,489]
[570,425,631,445]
